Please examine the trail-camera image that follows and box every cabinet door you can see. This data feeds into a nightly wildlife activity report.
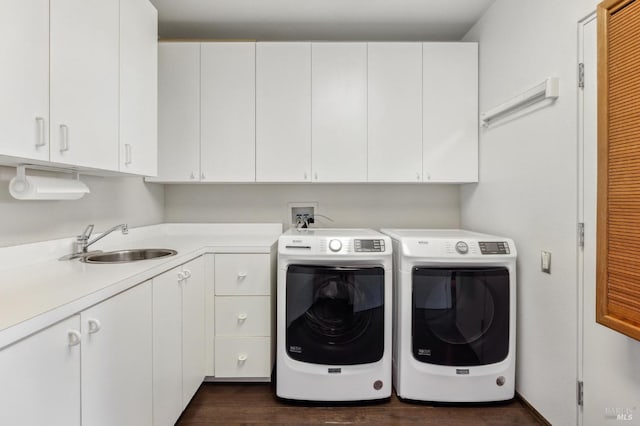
[81,282,152,426]
[0,0,49,161]
[423,43,478,183]
[256,42,312,182]
[50,0,119,170]
[0,315,81,426]
[120,0,158,176]
[311,43,367,182]
[155,43,201,182]
[182,256,206,407]
[152,267,183,426]
[201,43,255,182]
[368,43,423,182]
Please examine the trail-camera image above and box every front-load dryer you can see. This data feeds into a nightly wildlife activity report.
[380,229,517,403]
[277,228,393,402]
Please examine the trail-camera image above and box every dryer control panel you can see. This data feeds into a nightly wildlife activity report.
[479,241,510,255]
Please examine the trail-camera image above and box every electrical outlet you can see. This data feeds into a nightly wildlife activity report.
[541,251,551,274]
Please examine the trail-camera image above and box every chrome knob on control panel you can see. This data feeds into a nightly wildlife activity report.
[329,239,342,252]
[455,241,469,254]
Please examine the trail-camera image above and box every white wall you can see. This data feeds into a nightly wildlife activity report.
[164,184,460,230]
[461,0,598,425]
[0,166,164,247]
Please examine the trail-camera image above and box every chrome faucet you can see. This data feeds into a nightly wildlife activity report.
[60,223,128,260]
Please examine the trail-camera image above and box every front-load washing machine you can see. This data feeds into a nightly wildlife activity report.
[380,229,517,403]
[277,228,393,402]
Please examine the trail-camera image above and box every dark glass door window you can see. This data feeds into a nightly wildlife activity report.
[412,267,510,366]
[286,265,385,365]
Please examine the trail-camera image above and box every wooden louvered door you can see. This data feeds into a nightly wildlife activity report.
[597,0,640,340]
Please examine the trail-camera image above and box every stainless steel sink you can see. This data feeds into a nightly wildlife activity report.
[82,248,178,264]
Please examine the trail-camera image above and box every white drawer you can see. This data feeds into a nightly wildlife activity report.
[214,337,271,378]
[215,296,270,337]
[215,254,270,296]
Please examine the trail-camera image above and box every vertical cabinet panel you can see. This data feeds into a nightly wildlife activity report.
[311,43,368,182]
[152,256,206,424]
[256,42,312,182]
[367,43,423,182]
[156,43,201,182]
[181,256,206,407]
[81,282,152,426]
[0,0,49,161]
[152,267,183,426]
[50,0,119,170]
[201,43,256,182]
[422,43,478,183]
[120,0,158,175]
[0,315,81,426]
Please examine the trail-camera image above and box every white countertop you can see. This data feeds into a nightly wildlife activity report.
[0,223,282,349]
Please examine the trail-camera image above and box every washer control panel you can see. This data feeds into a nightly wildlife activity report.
[354,239,385,252]
[455,241,469,254]
[479,241,510,255]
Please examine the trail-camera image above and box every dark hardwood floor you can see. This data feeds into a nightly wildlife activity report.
[177,383,544,425]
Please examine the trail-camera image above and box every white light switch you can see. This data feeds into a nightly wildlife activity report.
[541,251,551,274]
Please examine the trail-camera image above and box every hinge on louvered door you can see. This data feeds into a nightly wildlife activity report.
[577,381,584,406]
[578,63,585,89]
[578,222,585,248]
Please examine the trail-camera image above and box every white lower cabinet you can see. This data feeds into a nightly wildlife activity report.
[153,256,205,426]
[214,336,271,378]
[81,281,153,426]
[212,253,274,381]
[0,315,81,426]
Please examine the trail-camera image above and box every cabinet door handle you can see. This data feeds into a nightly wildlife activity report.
[125,144,132,165]
[183,269,192,279]
[200,172,205,180]
[237,272,247,279]
[177,271,186,282]
[237,354,248,362]
[68,330,82,346]
[304,172,308,180]
[314,172,318,181]
[190,172,195,180]
[59,125,69,152]
[416,172,421,181]
[237,313,248,321]
[87,318,101,334]
[35,117,46,147]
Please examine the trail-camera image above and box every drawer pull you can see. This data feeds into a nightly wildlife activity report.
[238,354,248,363]
[87,318,101,334]
[177,271,186,282]
[183,269,192,279]
[67,330,81,346]
[237,272,247,279]
[237,313,248,321]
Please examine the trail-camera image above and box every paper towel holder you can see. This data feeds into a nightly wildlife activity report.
[9,164,90,201]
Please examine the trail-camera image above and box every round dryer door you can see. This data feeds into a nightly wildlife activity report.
[411,267,510,367]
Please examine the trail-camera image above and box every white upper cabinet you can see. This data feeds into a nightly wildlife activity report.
[156,43,201,182]
[49,0,119,170]
[311,43,368,182]
[0,0,50,162]
[367,43,423,182]
[120,0,158,176]
[256,42,312,182]
[201,43,256,182]
[423,43,478,183]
